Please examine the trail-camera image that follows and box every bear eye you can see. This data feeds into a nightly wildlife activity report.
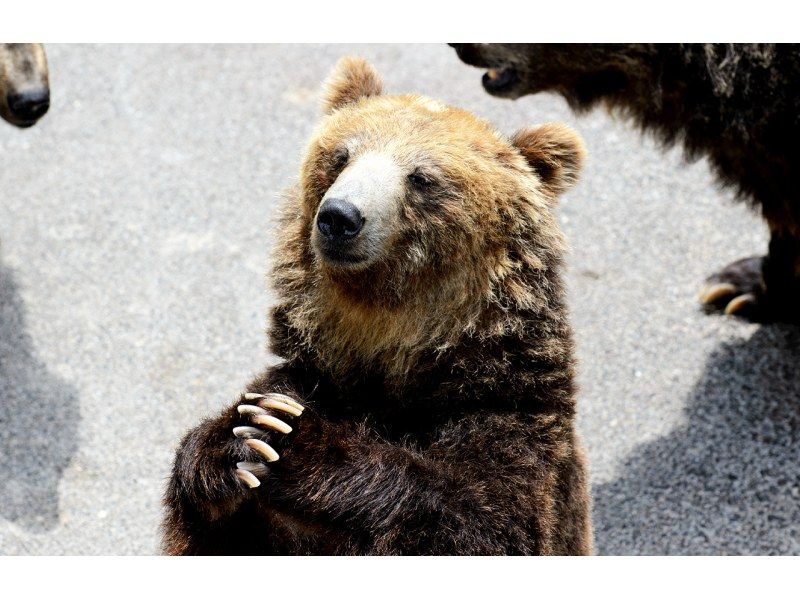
[407,169,435,190]
[331,148,349,170]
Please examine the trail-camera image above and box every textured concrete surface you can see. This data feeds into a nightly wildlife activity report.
[0,44,797,555]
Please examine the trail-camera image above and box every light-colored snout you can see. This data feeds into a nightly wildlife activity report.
[313,152,405,267]
[0,43,50,128]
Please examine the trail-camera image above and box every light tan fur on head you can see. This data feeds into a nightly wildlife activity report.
[271,58,584,382]
[321,56,383,114]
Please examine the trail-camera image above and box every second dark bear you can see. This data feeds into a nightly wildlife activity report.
[452,43,800,323]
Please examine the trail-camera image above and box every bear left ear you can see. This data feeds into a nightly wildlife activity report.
[510,123,586,197]
[322,56,383,114]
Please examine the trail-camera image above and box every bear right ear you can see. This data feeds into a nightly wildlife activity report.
[322,57,383,114]
[510,123,586,197]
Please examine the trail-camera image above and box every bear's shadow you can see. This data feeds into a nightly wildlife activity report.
[593,324,800,555]
[0,253,80,533]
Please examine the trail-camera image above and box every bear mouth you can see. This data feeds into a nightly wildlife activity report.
[449,44,522,97]
[482,66,520,95]
[0,111,39,128]
[316,241,369,268]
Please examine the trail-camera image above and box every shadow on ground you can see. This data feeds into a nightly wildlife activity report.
[0,249,80,532]
[594,324,800,554]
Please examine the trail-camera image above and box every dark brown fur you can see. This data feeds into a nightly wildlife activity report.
[162,57,592,555]
[451,43,800,322]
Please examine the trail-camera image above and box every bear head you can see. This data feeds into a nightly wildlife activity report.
[450,43,649,109]
[272,57,586,380]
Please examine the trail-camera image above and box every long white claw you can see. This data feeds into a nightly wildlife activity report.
[244,438,280,462]
[252,414,293,434]
[245,392,304,413]
[258,397,303,417]
[264,393,305,413]
[237,404,268,416]
[699,282,737,304]
[233,426,261,438]
[236,461,269,476]
[724,293,756,315]
[235,468,261,488]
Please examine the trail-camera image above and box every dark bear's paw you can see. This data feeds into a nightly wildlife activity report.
[231,393,305,489]
[699,256,768,321]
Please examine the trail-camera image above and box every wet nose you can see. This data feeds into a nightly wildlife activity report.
[317,199,364,242]
[7,88,50,122]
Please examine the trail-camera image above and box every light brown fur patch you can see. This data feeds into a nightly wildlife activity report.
[511,123,586,199]
[321,56,383,114]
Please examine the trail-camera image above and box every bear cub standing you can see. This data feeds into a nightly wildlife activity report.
[162,57,592,555]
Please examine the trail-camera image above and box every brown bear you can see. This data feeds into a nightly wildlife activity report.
[162,57,592,555]
[451,43,800,323]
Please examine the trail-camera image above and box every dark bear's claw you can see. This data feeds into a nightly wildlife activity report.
[698,282,737,304]
[722,292,758,315]
[699,256,767,321]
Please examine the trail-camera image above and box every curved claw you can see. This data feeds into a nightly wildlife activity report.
[699,282,737,304]
[235,468,261,489]
[244,392,305,413]
[233,425,261,438]
[237,404,268,416]
[252,414,293,434]
[724,293,757,315]
[266,393,305,412]
[236,461,269,477]
[244,438,280,462]
[258,397,303,417]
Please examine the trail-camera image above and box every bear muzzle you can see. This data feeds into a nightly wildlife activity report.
[312,151,403,269]
[314,198,370,266]
[317,199,364,242]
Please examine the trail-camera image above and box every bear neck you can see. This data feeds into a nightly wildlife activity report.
[276,265,489,382]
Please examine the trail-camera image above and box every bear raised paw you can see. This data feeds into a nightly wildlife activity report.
[162,56,593,555]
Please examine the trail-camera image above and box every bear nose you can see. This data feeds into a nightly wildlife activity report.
[317,199,364,241]
[7,88,50,122]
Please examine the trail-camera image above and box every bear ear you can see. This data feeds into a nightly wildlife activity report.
[322,56,383,114]
[510,123,586,197]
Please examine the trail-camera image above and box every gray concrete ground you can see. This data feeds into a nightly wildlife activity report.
[0,44,797,555]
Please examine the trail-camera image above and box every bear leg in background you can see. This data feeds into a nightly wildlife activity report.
[700,225,800,323]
